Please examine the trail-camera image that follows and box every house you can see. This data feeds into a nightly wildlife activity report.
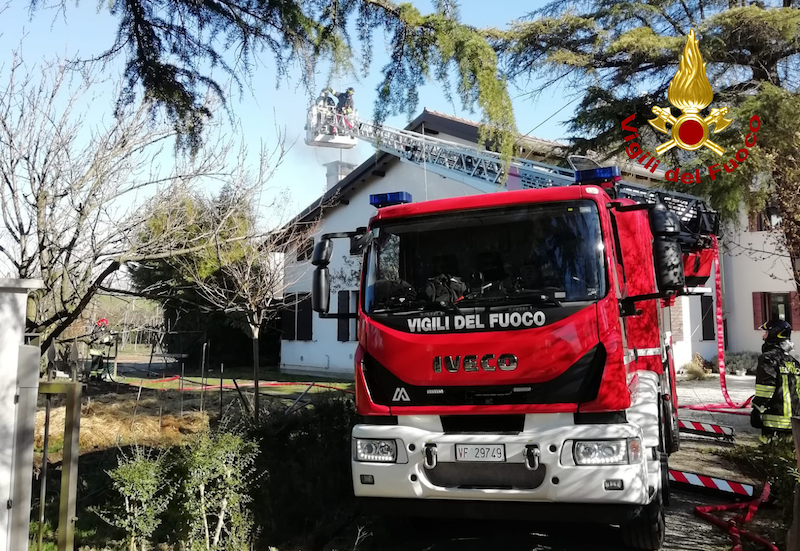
[279,109,796,377]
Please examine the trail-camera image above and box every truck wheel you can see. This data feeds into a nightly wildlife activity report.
[621,496,665,550]
[661,393,679,454]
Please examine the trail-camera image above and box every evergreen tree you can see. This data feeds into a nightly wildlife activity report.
[30,0,517,160]
[495,0,800,286]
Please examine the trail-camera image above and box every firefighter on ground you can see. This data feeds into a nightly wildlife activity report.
[88,319,114,382]
[752,318,800,434]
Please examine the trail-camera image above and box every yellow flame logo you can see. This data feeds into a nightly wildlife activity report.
[648,30,733,156]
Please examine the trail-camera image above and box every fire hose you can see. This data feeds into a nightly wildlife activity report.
[694,482,778,551]
[678,236,754,415]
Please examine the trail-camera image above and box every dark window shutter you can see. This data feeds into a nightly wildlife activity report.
[282,294,296,341]
[296,294,313,341]
[351,291,359,341]
[790,292,800,327]
[753,292,764,330]
[701,295,715,340]
[337,291,350,342]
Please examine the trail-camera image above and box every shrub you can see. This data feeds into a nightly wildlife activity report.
[249,393,359,548]
[723,436,799,530]
[179,431,258,551]
[91,446,173,551]
[713,351,760,376]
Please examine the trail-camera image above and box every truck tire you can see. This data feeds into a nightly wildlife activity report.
[664,396,680,454]
[621,496,665,550]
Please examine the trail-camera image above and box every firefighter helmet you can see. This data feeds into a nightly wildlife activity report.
[761,318,792,343]
[347,87,354,95]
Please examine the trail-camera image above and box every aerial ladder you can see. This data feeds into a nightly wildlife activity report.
[304,102,718,239]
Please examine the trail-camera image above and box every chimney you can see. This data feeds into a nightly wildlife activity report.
[325,161,358,191]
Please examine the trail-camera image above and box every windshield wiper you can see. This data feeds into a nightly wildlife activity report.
[459,289,563,307]
[373,302,424,314]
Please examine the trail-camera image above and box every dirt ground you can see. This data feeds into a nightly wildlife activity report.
[324,374,783,551]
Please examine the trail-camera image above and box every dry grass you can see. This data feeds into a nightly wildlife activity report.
[34,392,213,464]
[33,372,350,466]
[683,353,712,381]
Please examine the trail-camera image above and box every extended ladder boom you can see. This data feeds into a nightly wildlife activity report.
[306,104,574,191]
[305,104,718,243]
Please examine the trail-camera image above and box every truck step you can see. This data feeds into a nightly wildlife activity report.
[678,419,735,441]
[668,469,755,500]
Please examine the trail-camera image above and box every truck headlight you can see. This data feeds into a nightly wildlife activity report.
[573,438,641,465]
[355,439,397,462]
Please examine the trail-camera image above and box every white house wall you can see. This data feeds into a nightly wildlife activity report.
[722,213,795,354]
[671,289,719,370]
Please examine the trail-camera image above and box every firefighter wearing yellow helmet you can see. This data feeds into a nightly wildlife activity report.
[752,318,800,435]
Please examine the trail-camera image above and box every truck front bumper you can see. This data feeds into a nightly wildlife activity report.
[352,420,655,507]
[357,497,645,524]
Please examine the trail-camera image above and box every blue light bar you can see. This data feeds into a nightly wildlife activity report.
[574,166,622,185]
[370,191,413,208]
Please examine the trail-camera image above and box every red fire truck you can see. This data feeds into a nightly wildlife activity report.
[310,166,719,550]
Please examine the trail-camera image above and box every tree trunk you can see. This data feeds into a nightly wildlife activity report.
[789,485,800,551]
[789,418,800,550]
[213,496,228,546]
[252,325,260,424]
[200,483,210,550]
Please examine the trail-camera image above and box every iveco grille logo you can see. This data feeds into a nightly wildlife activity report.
[392,387,411,401]
[433,354,518,373]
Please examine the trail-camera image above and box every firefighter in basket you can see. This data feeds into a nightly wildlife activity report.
[318,86,355,135]
[315,88,337,134]
[752,318,800,435]
[324,86,354,116]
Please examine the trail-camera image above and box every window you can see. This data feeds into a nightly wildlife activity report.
[701,295,715,341]
[769,293,792,324]
[747,211,770,232]
[748,207,782,232]
[364,201,607,316]
[752,292,799,329]
[282,293,313,341]
[296,238,314,262]
[337,290,359,342]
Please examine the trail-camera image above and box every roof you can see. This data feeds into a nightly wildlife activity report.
[292,109,570,225]
[421,109,568,155]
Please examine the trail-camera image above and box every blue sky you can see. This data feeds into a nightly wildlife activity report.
[0,1,575,219]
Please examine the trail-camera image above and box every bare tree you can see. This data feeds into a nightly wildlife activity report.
[176,185,316,422]
[0,54,259,352]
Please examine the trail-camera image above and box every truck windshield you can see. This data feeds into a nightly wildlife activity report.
[364,200,607,314]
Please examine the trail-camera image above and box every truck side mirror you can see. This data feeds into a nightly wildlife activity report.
[649,203,685,293]
[312,267,331,313]
[312,238,333,266]
[349,227,369,255]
